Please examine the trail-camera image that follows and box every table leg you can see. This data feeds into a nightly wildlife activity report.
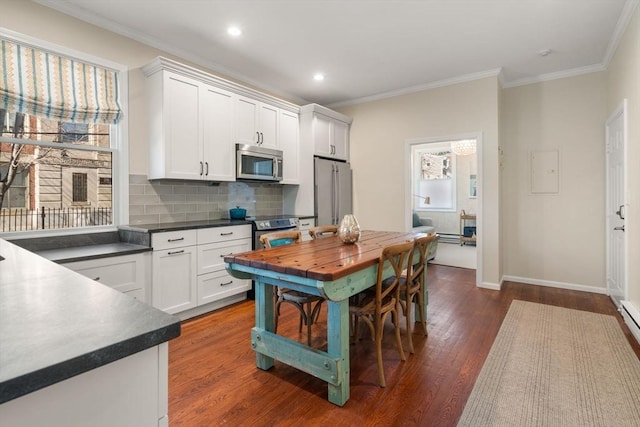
[254,278,274,370]
[326,300,350,406]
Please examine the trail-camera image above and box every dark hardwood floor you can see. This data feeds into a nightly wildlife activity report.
[168,264,640,426]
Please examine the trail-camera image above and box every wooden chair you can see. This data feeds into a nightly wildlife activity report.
[398,233,438,353]
[349,240,413,387]
[308,225,338,240]
[259,230,324,346]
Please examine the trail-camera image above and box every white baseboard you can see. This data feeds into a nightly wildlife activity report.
[479,281,501,291]
[621,301,640,345]
[502,275,607,295]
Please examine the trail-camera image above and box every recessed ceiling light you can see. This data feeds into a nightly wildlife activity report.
[227,26,242,37]
[313,73,325,81]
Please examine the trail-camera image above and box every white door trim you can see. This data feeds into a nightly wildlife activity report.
[404,132,483,288]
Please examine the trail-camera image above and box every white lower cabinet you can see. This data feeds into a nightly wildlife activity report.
[151,225,251,317]
[152,244,198,314]
[64,252,150,303]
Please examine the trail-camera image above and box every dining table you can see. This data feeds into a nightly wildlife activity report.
[224,230,428,406]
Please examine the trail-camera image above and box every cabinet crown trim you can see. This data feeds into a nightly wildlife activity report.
[143,56,300,114]
[300,103,353,124]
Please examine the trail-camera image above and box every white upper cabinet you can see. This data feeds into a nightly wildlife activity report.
[279,109,300,184]
[143,57,300,184]
[235,96,279,150]
[301,104,352,161]
[145,64,235,182]
[202,85,235,181]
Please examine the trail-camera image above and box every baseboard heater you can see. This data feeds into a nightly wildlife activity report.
[621,300,640,345]
[438,233,459,244]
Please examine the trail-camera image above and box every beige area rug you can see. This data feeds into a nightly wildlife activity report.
[458,300,640,427]
[429,241,476,269]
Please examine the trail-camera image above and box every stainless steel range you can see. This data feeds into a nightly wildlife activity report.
[249,215,300,250]
[246,215,299,300]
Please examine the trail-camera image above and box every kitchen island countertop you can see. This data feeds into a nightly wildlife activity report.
[0,237,181,404]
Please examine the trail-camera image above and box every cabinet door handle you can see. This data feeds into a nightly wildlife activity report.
[167,237,184,242]
[205,162,209,176]
[168,250,185,255]
[219,252,233,258]
[221,280,234,286]
[301,222,310,226]
[220,232,233,236]
[200,161,203,175]
[256,131,260,144]
[260,132,264,145]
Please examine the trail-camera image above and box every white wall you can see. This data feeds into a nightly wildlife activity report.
[501,72,608,290]
[337,77,501,288]
[607,7,640,305]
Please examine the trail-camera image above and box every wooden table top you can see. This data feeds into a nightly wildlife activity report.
[224,230,423,282]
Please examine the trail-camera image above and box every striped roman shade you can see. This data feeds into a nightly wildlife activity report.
[0,38,122,124]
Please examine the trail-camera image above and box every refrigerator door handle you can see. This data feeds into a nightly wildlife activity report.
[331,163,336,224]
[335,164,340,224]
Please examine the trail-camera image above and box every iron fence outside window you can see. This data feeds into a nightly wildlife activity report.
[0,207,112,232]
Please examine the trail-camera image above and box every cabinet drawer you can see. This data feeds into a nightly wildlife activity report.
[64,254,146,296]
[152,230,197,250]
[197,270,251,305]
[124,288,145,301]
[197,225,251,244]
[197,239,251,276]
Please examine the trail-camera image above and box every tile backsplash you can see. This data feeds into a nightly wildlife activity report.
[128,174,283,225]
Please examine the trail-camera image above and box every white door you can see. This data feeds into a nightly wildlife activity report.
[605,100,627,308]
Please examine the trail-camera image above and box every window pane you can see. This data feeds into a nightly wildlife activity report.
[0,142,112,232]
[61,122,89,143]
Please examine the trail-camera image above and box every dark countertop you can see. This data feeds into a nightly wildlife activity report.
[37,242,151,264]
[119,218,252,233]
[0,238,181,404]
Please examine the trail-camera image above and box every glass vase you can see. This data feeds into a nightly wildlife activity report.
[338,214,361,244]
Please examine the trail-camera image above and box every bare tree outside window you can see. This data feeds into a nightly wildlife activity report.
[0,109,113,232]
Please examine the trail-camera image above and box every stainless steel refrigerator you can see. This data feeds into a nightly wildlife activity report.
[314,157,352,226]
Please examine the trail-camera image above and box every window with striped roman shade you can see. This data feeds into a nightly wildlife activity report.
[0,38,122,124]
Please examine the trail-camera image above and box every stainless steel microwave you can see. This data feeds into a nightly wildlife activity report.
[236,144,283,182]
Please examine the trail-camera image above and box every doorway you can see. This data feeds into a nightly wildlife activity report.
[405,134,482,282]
[605,100,627,308]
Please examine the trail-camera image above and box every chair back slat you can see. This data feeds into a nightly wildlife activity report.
[375,240,415,311]
[309,225,338,240]
[259,230,302,248]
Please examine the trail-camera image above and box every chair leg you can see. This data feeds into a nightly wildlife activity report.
[392,305,406,363]
[375,319,386,387]
[405,293,415,354]
[305,302,313,346]
[415,288,428,336]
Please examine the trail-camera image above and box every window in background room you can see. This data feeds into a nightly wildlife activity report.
[0,31,125,234]
[412,142,456,212]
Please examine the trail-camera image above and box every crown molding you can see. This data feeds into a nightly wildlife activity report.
[328,68,503,108]
[502,63,607,89]
[602,0,639,68]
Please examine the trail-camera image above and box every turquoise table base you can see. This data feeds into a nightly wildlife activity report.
[251,277,350,406]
